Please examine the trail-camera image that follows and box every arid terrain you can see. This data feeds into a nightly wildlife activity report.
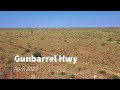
[0,28,120,79]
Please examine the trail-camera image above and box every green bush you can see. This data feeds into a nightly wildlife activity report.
[101,43,105,46]
[0,72,4,79]
[98,70,106,74]
[116,41,120,44]
[111,74,120,79]
[108,38,112,41]
[60,71,65,76]
[69,74,75,79]
[33,51,42,58]
[28,44,31,48]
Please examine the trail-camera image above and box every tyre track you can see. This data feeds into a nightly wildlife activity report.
[0,40,52,56]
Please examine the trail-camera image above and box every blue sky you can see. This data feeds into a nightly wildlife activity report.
[0,11,120,28]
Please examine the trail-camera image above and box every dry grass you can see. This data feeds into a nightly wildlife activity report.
[0,28,120,79]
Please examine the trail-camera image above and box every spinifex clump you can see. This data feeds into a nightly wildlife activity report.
[33,51,42,58]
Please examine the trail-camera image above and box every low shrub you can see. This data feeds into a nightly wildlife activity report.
[0,72,4,79]
[78,67,82,71]
[60,71,65,76]
[101,43,105,46]
[111,74,120,79]
[108,38,112,41]
[24,49,31,53]
[51,71,55,75]
[98,70,106,74]
[69,74,75,79]
[33,51,42,57]
[28,44,31,48]
[116,41,120,44]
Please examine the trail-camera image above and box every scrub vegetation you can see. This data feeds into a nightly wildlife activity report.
[0,28,120,79]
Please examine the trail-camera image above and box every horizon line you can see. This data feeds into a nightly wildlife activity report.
[0,26,120,29]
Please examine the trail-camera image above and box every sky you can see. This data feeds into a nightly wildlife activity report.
[0,11,120,28]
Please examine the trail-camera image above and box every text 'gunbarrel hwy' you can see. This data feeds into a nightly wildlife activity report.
[14,55,78,64]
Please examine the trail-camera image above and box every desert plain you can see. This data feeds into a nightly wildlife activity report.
[0,28,120,79]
